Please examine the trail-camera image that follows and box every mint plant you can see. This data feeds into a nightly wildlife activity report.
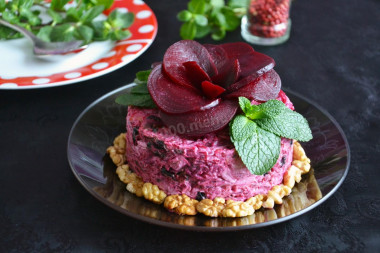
[177,0,249,40]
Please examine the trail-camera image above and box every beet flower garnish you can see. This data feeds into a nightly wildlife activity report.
[147,40,281,136]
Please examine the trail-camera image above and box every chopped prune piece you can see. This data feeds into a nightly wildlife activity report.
[196,191,207,201]
[175,149,184,155]
[132,127,139,146]
[153,151,165,158]
[147,115,163,122]
[161,167,175,179]
[153,140,167,150]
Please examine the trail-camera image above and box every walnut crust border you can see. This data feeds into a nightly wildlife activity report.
[106,133,311,218]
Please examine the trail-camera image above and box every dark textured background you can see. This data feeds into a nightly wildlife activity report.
[1,0,379,252]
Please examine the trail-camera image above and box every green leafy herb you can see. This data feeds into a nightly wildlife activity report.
[115,93,156,108]
[253,99,313,141]
[115,70,157,109]
[50,0,70,11]
[178,0,249,40]
[230,97,312,175]
[0,0,135,45]
[134,70,152,85]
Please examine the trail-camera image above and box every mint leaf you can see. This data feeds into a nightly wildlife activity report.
[238,97,265,119]
[214,12,227,28]
[130,83,149,94]
[131,70,151,93]
[238,98,312,141]
[231,117,281,175]
[222,7,240,31]
[178,0,245,41]
[256,110,313,142]
[177,10,192,22]
[135,69,151,83]
[228,0,249,8]
[211,27,225,40]
[194,14,208,26]
[180,20,196,40]
[230,114,256,141]
[238,96,251,113]
[131,70,151,94]
[210,0,225,8]
[256,99,285,118]
[115,93,156,108]
[188,0,206,14]
[195,24,211,38]
[115,70,156,108]
[253,100,312,141]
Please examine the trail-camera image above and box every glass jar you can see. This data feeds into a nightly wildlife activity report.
[241,0,291,46]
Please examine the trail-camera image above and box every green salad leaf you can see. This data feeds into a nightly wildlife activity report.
[0,0,135,45]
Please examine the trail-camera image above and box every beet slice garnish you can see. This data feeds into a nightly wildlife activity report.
[211,59,241,88]
[204,44,228,74]
[206,42,275,89]
[148,65,218,114]
[159,100,238,137]
[219,42,275,79]
[227,51,276,93]
[162,40,217,88]
[183,61,211,89]
[201,81,226,99]
[151,61,162,69]
[225,69,281,102]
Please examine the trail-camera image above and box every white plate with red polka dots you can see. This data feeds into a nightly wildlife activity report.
[0,0,157,90]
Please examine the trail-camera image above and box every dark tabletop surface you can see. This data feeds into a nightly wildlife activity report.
[1,0,380,252]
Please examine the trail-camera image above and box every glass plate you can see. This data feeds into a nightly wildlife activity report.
[67,84,350,231]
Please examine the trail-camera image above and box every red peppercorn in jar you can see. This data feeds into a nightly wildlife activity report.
[241,0,292,45]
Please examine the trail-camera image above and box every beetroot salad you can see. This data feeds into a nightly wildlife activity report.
[113,40,313,211]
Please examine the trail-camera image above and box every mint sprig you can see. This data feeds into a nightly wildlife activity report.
[177,0,249,41]
[115,70,157,108]
[230,97,312,175]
